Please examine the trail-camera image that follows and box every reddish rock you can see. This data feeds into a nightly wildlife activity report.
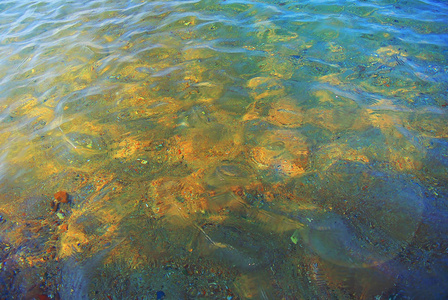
[59,223,68,232]
[54,191,69,203]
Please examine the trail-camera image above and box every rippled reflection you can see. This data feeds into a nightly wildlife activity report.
[0,0,447,299]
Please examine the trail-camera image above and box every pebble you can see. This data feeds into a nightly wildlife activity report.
[50,201,59,212]
[54,191,69,203]
[59,223,68,232]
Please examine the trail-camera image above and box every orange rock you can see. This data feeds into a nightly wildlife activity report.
[54,191,69,203]
[59,223,68,232]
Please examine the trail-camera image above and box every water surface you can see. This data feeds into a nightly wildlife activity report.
[0,0,447,299]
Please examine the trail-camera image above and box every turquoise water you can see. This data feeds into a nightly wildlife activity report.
[0,0,447,299]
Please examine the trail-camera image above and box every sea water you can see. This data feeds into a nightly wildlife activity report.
[0,0,447,299]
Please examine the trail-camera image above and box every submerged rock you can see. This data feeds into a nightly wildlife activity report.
[54,191,69,203]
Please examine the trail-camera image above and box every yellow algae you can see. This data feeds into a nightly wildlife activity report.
[56,185,127,260]
[249,147,273,169]
[318,74,343,86]
[415,51,445,61]
[182,47,217,61]
[149,173,208,216]
[9,96,39,115]
[259,56,294,79]
[175,132,244,167]
[182,69,205,86]
[170,118,245,168]
[250,129,309,177]
[118,64,149,81]
[242,100,269,122]
[278,158,308,177]
[99,64,111,75]
[313,90,336,103]
[35,161,61,177]
[314,143,370,171]
[405,114,448,139]
[270,31,298,42]
[267,99,304,127]
[247,76,285,100]
[247,76,270,89]
[376,46,401,56]
[366,110,398,129]
[0,131,11,146]
[243,46,256,51]
[366,111,425,171]
[328,42,344,53]
[390,153,423,172]
[351,110,373,131]
[104,35,115,43]
[306,107,365,132]
[58,224,89,257]
[76,65,95,82]
[254,20,278,38]
[106,242,149,270]
[0,2,445,299]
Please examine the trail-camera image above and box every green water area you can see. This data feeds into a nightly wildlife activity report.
[0,0,447,299]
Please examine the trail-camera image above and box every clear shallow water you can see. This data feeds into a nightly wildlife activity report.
[0,0,447,299]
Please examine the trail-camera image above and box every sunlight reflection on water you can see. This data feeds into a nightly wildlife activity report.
[0,0,447,299]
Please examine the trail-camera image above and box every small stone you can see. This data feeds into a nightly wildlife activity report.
[59,223,68,232]
[54,191,69,203]
[50,201,59,212]
[156,291,165,299]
